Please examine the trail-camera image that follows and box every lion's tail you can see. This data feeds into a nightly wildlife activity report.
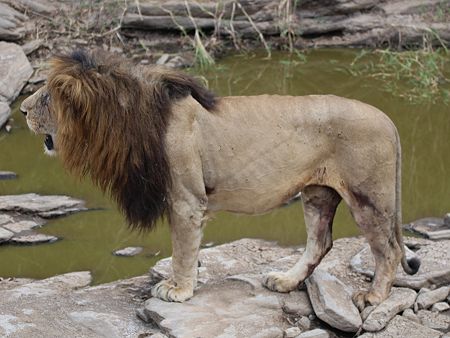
[394,128,421,275]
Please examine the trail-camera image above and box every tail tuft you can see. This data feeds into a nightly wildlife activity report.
[406,257,421,275]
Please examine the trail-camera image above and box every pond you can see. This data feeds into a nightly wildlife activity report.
[0,49,449,284]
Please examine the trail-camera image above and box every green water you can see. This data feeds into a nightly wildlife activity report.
[0,49,449,284]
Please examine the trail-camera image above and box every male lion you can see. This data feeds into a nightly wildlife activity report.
[20,50,420,310]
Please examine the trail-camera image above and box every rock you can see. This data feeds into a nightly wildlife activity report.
[113,246,143,257]
[417,309,450,331]
[282,291,314,316]
[350,240,450,290]
[156,54,170,65]
[0,227,14,242]
[21,39,43,55]
[165,55,192,69]
[10,233,58,244]
[14,0,57,16]
[297,329,330,338]
[0,193,87,218]
[0,42,33,104]
[0,2,27,41]
[305,269,362,332]
[361,305,375,321]
[2,219,44,233]
[284,326,301,337]
[0,102,11,128]
[0,273,152,337]
[402,308,421,324]
[0,171,16,180]
[415,286,450,310]
[406,217,450,240]
[297,316,311,331]
[444,213,450,226]
[150,334,169,338]
[363,287,417,331]
[431,302,450,312]
[359,315,442,338]
[69,311,123,338]
[144,280,288,338]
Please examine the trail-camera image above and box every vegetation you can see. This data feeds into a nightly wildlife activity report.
[347,35,450,104]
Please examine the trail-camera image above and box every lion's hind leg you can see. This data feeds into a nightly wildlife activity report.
[348,193,402,312]
[264,185,341,292]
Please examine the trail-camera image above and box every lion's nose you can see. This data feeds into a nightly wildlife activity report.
[20,107,27,116]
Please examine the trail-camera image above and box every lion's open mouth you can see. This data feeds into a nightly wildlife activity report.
[44,134,54,151]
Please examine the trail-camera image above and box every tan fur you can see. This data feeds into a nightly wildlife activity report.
[21,51,419,309]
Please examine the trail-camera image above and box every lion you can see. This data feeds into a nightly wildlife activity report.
[20,50,420,310]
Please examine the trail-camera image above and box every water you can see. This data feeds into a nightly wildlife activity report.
[0,49,449,284]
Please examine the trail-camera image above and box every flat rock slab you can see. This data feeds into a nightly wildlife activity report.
[0,193,86,218]
[113,247,143,257]
[0,227,13,242]
[10,233,58,244]
[359,315,442,338]
[306,269,362,332]
[405,217,450,240]
[0,171,16,180]
[144,280,288,338]
[0,42,33,103]
[362,287,417,332]
[417,309,450,332]
[0,272,154,337]
[350,239,450,290]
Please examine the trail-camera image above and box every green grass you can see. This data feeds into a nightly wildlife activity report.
[347,43,450,104]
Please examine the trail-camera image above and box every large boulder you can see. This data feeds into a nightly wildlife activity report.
[0,42,33,103]
[0,102,10,128]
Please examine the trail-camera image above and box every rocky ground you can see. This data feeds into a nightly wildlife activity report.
[0,237,449,337]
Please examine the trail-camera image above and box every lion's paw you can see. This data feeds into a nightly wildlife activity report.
[352,290,383,312]
[151,279,194,302]
[263,271,298,293]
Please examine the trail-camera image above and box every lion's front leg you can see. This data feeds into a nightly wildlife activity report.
[151,200,206,302]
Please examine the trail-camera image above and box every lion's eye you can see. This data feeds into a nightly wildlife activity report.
[40,92,50,106]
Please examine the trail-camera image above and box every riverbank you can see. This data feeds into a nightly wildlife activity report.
[1,237,449,337]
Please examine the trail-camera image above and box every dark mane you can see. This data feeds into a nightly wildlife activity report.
[47,50,216,231]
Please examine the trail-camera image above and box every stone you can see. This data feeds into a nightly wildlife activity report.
[415,286,450,310]
[150,334,169,338]
[282,291,314,316]
[350,241,450,290]
[0,193,87,218]
[3,219,43,233]
[11,233,58,244]
[406,217,450,240]
[166,55,192,69]
[0,42,33,104]
[21,39,43,55]
[361,305,375,321]
[402,308,421,324]
[444,213,450,226]
[358,315,442,338]
[0,273,152,337]
[0,171,16,180]
[417,309,450,331]
[15,0,57,15]
[0,102,10,128]
[363,287,417,332]
[113,246,143,256]
[284,326,301,337]
[297,316,311,330]
[0,3,27,41]
[156,54,170,65]
[297,329,330,338]
[305,269,362,332]
[0,227,14,242]
[431,302,450,312]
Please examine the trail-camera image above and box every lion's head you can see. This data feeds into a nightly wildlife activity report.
[20,85,57,155]
[21,50,216,230]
